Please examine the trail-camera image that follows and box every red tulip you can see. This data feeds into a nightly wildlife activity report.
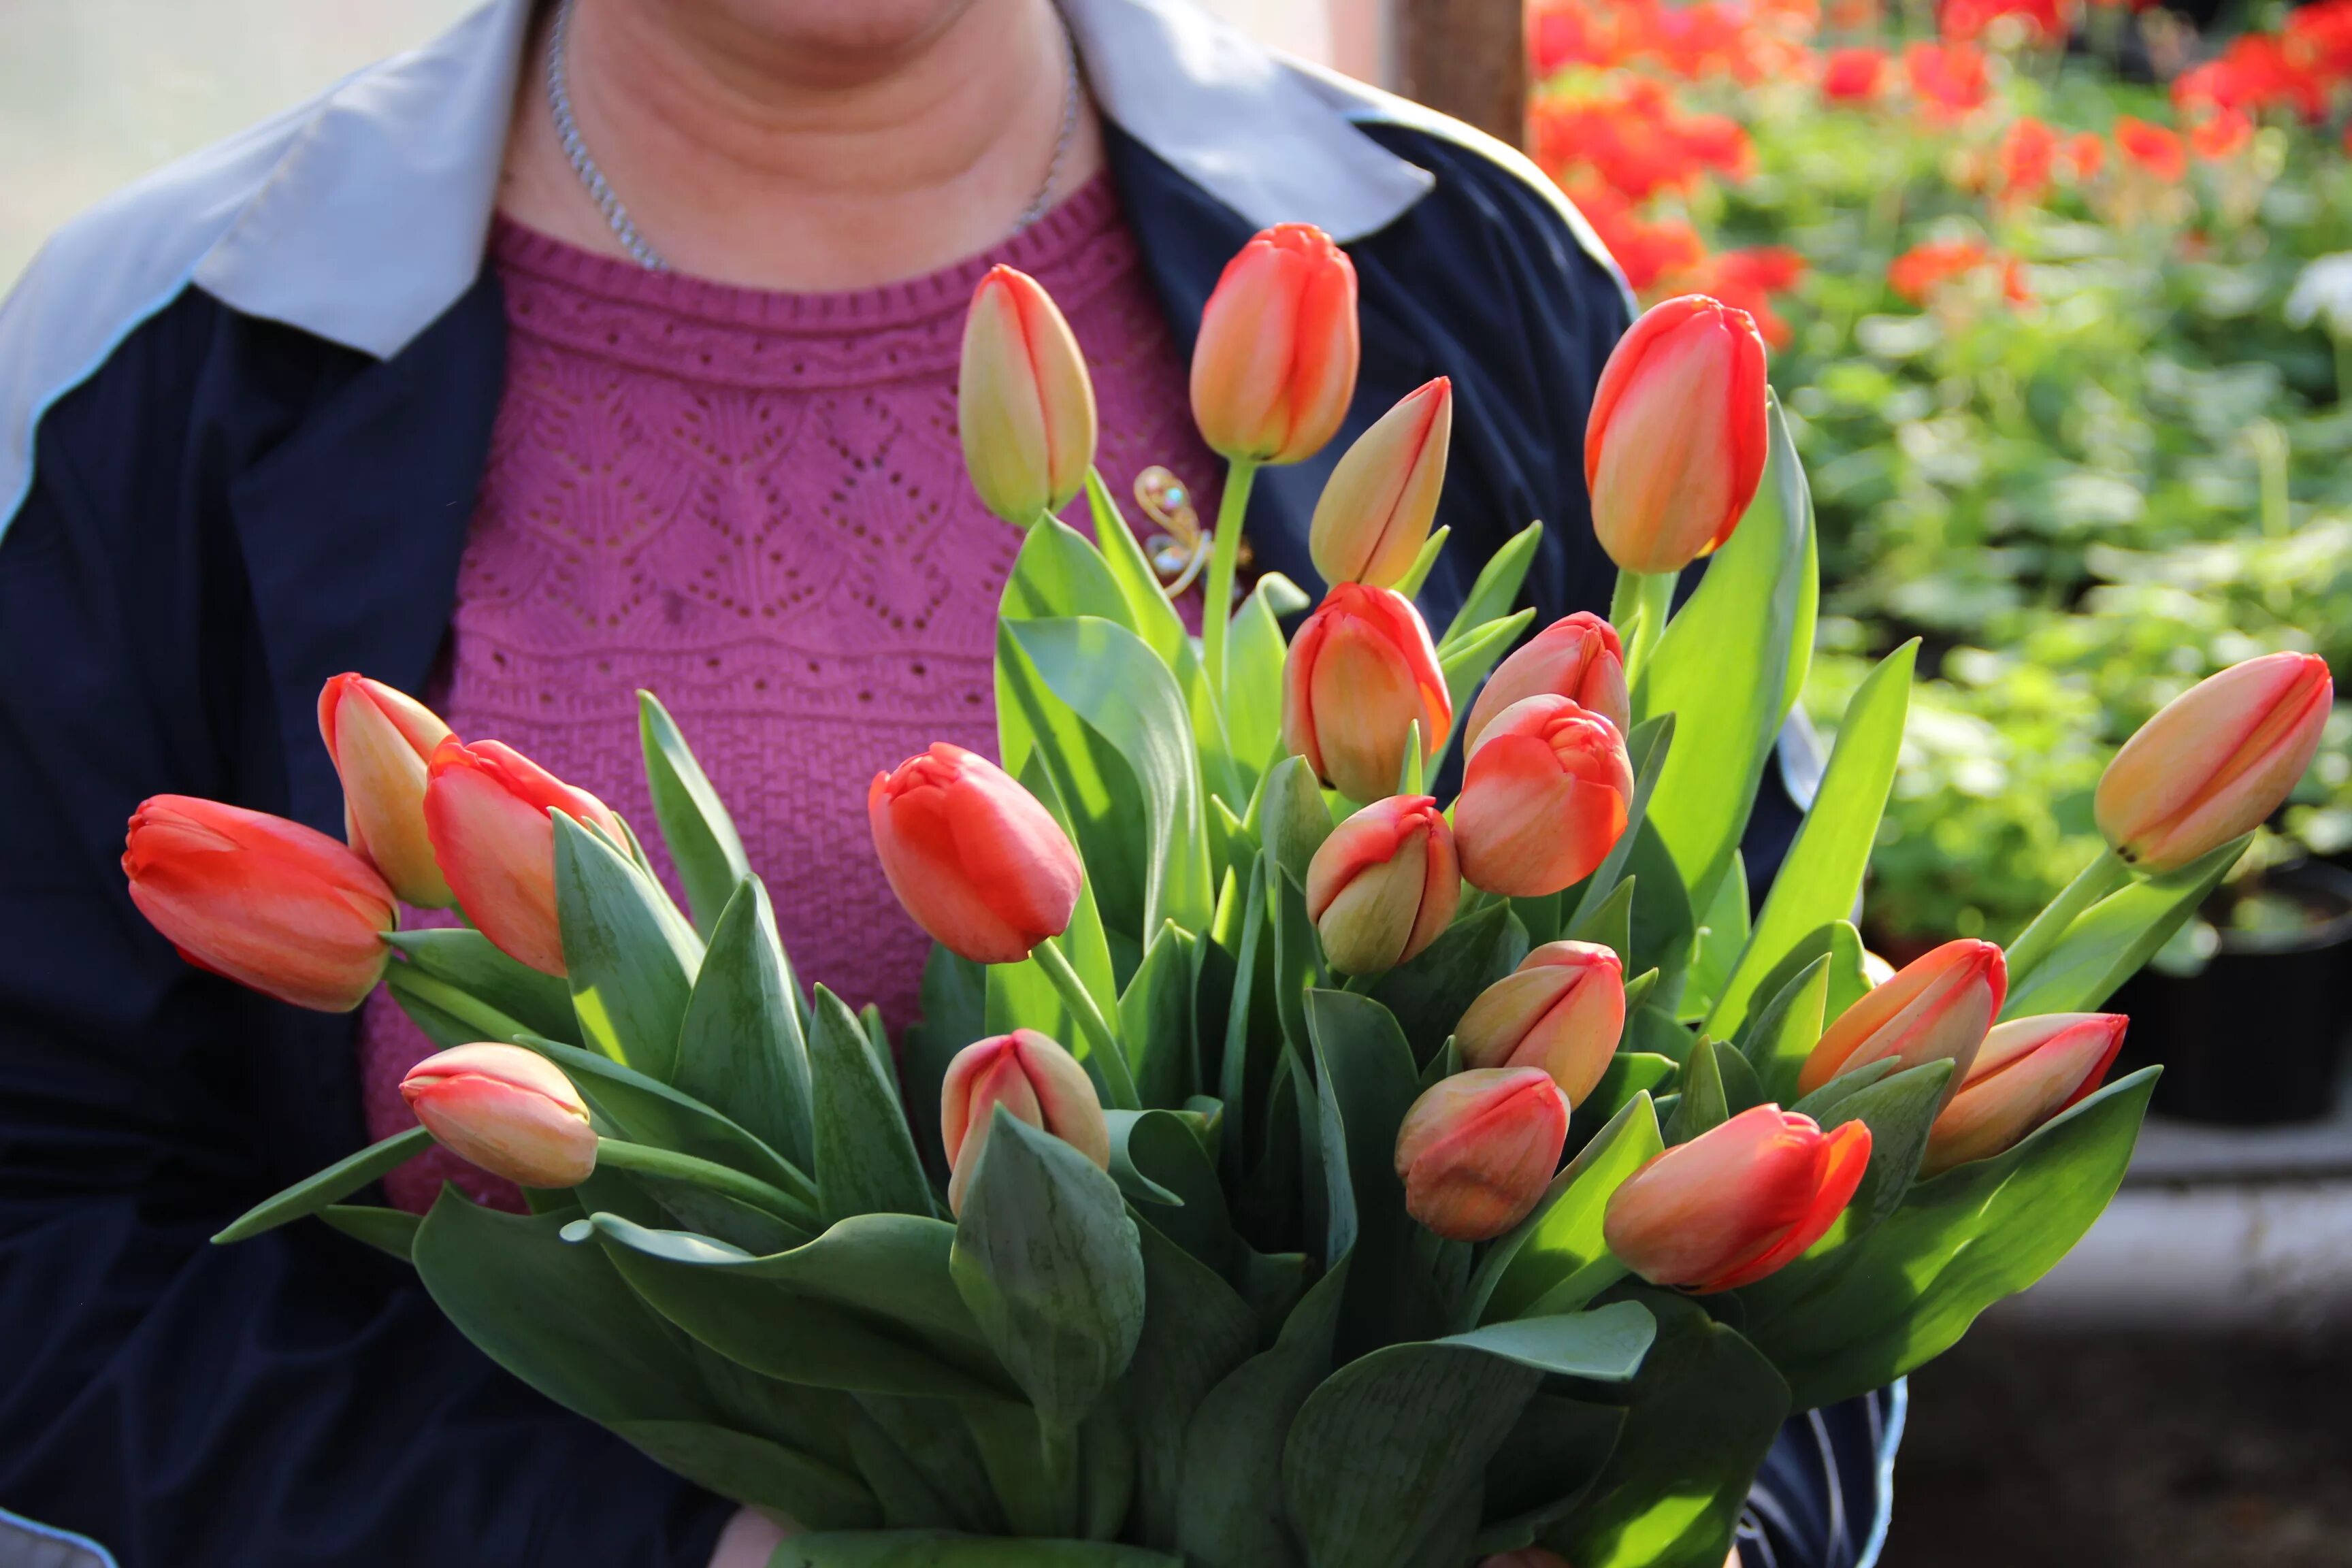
[1455,940,1626,1107]
[1304,795,1460,975]
[1603,1105,1872,1293]
[958,264,1098,522]
[1463,611,1630,753]
[1586,294,1770,574]
[868,742,1081,965]
[1394,1067,1571,1242]
[1281,583,1452,803]
[317,673,455,908]
[123,795,395,1013]
[400,1043,596,1188]
[422,738,627,977]
[1921,1013,2127,1176]
[939,1028,1110,1213]
[1797,938,2006,1101]
[1308,377,1453,589]
[1190,223,1360,465]
[2095,653,2334,874]
[1454,696,1633,898]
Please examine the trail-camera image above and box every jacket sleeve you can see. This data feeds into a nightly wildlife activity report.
[0,292,732,1567]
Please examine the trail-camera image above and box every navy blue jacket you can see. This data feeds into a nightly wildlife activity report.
[0,2,1886,1562]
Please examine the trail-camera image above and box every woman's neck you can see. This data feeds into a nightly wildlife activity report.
[499,0,1105,291]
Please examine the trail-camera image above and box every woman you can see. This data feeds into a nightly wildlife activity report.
[0,1,1885,1564]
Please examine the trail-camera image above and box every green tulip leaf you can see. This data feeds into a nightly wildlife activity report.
[1367,898,1530,1068]
[1475,1393,1628,1553]
[1569,876,1637,968]
[1567,1055,1680,1156]
[774,1533,1180,1567]
[519,1032,809,1201]
[983,756,1122,1094]
[1394,524,1453,599]
[1624,821,1697,998]
[1122,1216,1262,1550]
[1737,954,1831,1105]
[1432,608,1537,775]
[843,1393,1008,1534]
[1786,1055,1899,1122]
[1470,1092,1662,1326]
[1304,988,1437,1353]
[212,1125,434,1244]
[1226,575,1302,790]
[1120,922,1200,1110]
[614,1419,879,1529]
[554,811,702,1081]
[2002,835,2251,1019]
[675,877,814,1170]
[318,1203,423,1262]
[380,927,581,1045]
[1268,861,1325,1058]
[1566,713,1676,936]
[636,690,755,940]
[1678,850,1748,1023]
[1260,754,1335,887]
[1663,1040,1730,1145]
[1438,519,1545,651]
[905,947,990,1183]
[808,985,938,1224]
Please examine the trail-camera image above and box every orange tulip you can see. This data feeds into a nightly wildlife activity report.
[1796,938,2006,1100]
[1454,696,1633,898]
[1304,795,1460,976]
[1281,583,1452,803]
[939,1028,1110,1213]
[1586,294,1770,574]
[123,796,397,1013]
[1603,1104,1872,1293]
[422,739,627,977]
[868,742,1082,966]
[958,264,1098,522]
[1455,940,1626,1107]
[400,1043,596,1188]
[2094,652,2334,874]
[1921,1013,2127,1176]
[1307,376,1452,589]
[317,673,455,908]
[1463,611,1630,752]
[1190,223,1360,465]
[1394,1067,1571,1241]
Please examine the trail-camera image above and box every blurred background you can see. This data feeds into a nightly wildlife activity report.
[5,0,2347,1562]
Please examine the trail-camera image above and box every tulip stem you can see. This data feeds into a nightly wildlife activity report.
[2001,847,2133,996]
[593,1137,821,1232]
[1200,457,1260,696]
[1032,936,1141,1111]
[1610,569,1677,685]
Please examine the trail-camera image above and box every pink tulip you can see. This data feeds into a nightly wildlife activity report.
[958,264,1098,522]
[1463,612,1630,753]
[2095,652,2334,873]
[1586,295,1771,574]
[1304,795,1460,975]
[317,673,455,908]
[1455,941,1626,1107]
[1190,223,1360,465]
[939,1029,1110,1213]
[422,738,627,977]
[400,1043,596,1188]
[1797,938,2006,1101]
[1281,583,1453,803]
[1396,1067,1571,1241]
[1603,1105,1872,1292]
[868,742,1082,966]
[1921,1013,2127,1176]
[122,795,395,1013]
[1454,696,1633,898]
[1307,377,1453,589]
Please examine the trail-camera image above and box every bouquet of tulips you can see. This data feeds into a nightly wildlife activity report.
[124,222,2332,1568]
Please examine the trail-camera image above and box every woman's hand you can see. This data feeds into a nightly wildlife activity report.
[708,1507,790,1568]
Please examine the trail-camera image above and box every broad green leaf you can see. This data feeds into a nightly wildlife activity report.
[1662,1040,1729,1145]
[1105,1108,1238,1284]
[521,1033,809,1201]
[777,1533,1179,1567]
[1004,511,1134,627]
[1624,823,1696,1001]
[1637,396,1817,924]
[1305,989,1435,1352]
[1678,851,1748,1024]
[1569,877,1636,966]
[2002,836,2251,1019]
[1708,640,1915,1039]
[1217,853,1275,1183]
[1226,576,1299,788]
[1394,525,1453,598]
[808,986,937,1224]
[1714,1043,1765,1115]
[998,620,1154,942]
[616,1419,878,1527]
[951,1111,1147,1429]
[906,947,990,1181]
[1808,1060,1953,1228]
[1738,955,1831,1105]
[320,1203,422,1262]
[1122,924,1200,1109]
[1432,608,1537,774]
[1438,520,1544,650]
[847,1393,1007,1533]
[637,690,754,938]
[1367,900,1529,1066]
[1476,1395,1627,1553]
[985,757,1122,1083]
[1567,714,1676,932]
[213,1126,433,1243]
[555,812,702,1081]
[1470,1094,1663,1325]
[1787,1056,1898,1122]
[676,878,813,1169]
[1267,862,1325,1057]
[1625,1005,1694,1066]
[1260,754,1334,886]
[1567,1056,1678,1153]
[1122,1218,1260,1550]
[380,928,579,1044]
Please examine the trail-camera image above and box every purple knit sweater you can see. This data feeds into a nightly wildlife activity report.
[359,174,1222,1210]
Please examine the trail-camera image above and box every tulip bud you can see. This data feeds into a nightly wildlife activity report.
[1305,795,1460,975]
[1796,938,2006,1102]
[422,739,627,977]
[1463,612,1630,753]
[958,264,1099,523]
[1921,1013,2126,1176]
[400,1043,596,1188]
[318,673,456,908]
[868,742,1082,965]
[1586,295,1770,574]
[1395,1067,1571,1241]
[1603,1104,1872,1293]
[123,796,397,1013]
[1456,940,1626,1106]
[1307,377,1452,589]
[1454,696,1633,898]
[2095,652,2334,874]
[940,1028,1111,1213]
[1191,223,1360,465]
[1281,583,1452,803]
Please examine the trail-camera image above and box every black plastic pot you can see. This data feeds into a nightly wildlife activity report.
[2110,860,2352,1126]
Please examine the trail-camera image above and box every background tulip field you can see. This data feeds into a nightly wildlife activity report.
[1526,0,2352,955]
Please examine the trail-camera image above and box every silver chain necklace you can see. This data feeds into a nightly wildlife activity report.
[546,0,1081,274]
